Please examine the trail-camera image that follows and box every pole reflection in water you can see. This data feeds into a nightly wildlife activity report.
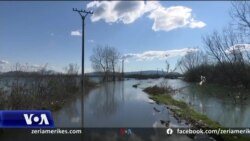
[54,78,250,128]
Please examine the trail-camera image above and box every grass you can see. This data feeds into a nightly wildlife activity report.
[143,85,172,95]
[151,95,220,128]
[144,85,250,141]
[0,76,97,111]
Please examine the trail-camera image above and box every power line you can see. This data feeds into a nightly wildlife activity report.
[73,8,93,18]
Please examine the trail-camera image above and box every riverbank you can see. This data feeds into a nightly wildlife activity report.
[143,85,249,141]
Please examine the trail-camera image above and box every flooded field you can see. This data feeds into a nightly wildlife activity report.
[56,78,250,128]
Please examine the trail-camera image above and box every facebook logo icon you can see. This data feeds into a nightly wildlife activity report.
[0,110,54,128]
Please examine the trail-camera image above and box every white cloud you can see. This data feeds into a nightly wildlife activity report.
[123,48,199,61]
[86,1,206,31]
[0,60,9,65]
[71,30,82,36]
[148,6,206,31]
[87,1,146,24]
[0,60,9,72]
[225,44,250,54]
[29,64,56,71]
[88,39,94,43]
[189,19,206,29]
[30,64,40,69]
[144,1,161,13]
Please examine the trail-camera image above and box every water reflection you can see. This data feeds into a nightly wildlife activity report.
[170,80,250,127]
[54,78,250,128]
[53,95,82,127]
[88,82,120,116]
[84,80,185,128]
[84,80,152,127]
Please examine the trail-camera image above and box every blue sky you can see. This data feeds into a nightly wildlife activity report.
[0,1,232,73]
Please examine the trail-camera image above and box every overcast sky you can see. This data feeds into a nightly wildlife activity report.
[0,1,232,72]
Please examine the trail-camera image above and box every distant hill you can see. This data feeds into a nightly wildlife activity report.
[125,70,166,75]
[85,71,104,77]
[0,70,182,78]
[0,70,59,77]
[85,70,165,76]
[86,70,182,78]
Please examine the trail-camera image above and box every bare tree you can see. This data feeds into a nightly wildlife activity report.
[90,45,120,81]
[38,63,49,75]
[230,1,250,61]
[90,46,106,73]
[64,64,79,75]
[165,60,170,73]
[202,25,250,87]
[231,1,250,37]
[11,63,22,72]
[202,26,245,65]
[108,47,120,81]
[178,50,205,72]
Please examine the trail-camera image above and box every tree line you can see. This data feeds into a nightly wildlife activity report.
[179,1,250,89]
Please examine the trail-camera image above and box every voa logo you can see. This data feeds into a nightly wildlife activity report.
[23,114,49,125]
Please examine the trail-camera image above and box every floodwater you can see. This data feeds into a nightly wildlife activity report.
[55,78,250,128]
[54,79,194,140]
[171,80,250,128]
[0,77,249,140]
[84,80,188,128]
[54,79,188,128]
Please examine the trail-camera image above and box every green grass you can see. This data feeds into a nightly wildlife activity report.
[144,86,250,141]
[143,85,173,95]
[151,95,221,128]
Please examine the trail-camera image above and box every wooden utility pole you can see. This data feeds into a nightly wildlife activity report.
[73,8,93,129]
[122,58,124,79]
[73,8,93,86]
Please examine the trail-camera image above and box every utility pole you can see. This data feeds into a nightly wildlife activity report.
[73,8,93,129]
[73,8,93,86]
[122,57,124,79]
